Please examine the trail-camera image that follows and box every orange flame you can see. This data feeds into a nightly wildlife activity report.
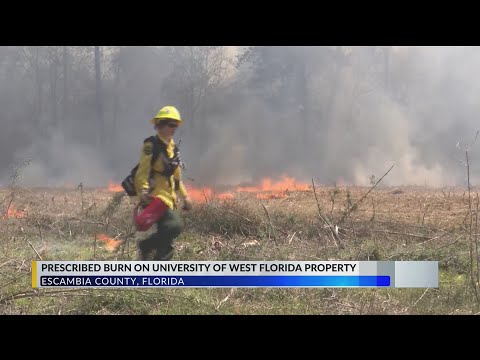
[236,175,310,193]
[97,234,123,252]
[256,192,287,200]
[235,185,258,193]
[184,175,310,202]
[185,186,214,202]
[217,192,235,200]
[107,182,124,192]
[4,206,26,219]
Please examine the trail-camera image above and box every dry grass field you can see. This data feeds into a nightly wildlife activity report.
[1,175,479,315]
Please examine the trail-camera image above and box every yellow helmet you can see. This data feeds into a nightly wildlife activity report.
[151,106,183,125]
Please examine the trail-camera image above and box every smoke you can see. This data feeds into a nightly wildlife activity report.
[185,46,480,187]
[10,128,113,187]
[1,46,480,189]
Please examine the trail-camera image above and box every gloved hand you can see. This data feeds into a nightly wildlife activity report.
[182,197,193,211]
[139,189,152,206]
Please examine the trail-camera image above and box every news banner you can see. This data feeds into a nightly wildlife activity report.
[32,261,438,288]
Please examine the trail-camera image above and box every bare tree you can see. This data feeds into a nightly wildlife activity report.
[62,46,69,129]
[95,46,104,147]
[163,46,233,131]
[46,46,62,129]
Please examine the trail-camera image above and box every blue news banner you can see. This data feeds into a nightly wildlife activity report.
[32,261,438,289]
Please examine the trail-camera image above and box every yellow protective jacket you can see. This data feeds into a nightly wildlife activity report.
[134,134,188,210]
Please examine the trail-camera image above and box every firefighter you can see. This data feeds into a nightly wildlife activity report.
[134,105,192,261]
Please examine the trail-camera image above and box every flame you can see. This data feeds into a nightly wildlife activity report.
[185,185,235,202]
[236,175,310,199]
[108,182,124,192]
[185,186,235,202]
[4,206,26,219]
[184,175,310,202]
[185,186,214,202]
[236,175,310,193]
[256,192,287,200]
[97,234,123,252]
[235,185,258,193]
[217,192,235,200]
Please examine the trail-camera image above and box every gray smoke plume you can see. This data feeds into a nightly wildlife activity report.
[1,46,479,189]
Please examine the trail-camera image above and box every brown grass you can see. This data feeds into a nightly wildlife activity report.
[1,184,479,314]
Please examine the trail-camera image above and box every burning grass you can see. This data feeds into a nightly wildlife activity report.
[185,175,311,202]
[1,179,479,314]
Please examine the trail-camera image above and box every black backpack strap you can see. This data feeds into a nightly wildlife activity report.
[145,136,181,190]
[144,135,162,166]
